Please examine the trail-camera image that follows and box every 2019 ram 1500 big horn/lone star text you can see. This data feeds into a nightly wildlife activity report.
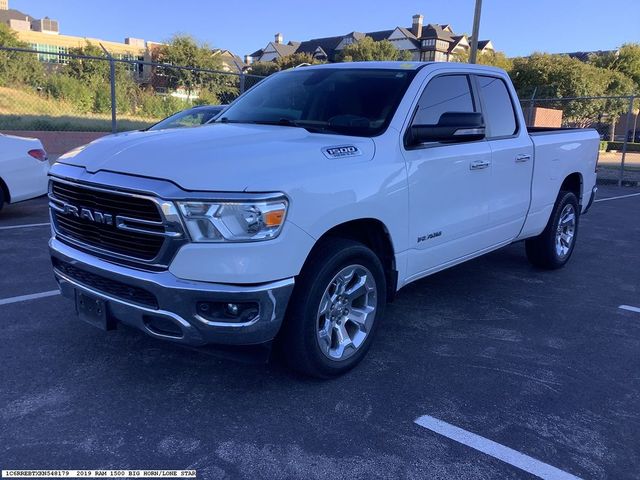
[49,62,599,377]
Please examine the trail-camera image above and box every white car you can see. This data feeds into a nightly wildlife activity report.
[0,133,49,211]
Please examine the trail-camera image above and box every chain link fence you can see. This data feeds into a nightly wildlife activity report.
[1,45,639,185]
[0,45,264,134]
[518,94,640,185]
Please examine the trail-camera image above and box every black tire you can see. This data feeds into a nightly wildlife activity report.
[279,238,387,378]
[0,184,5,212]
[525,191,580,269]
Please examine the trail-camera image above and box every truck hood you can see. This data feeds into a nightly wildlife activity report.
[58,123,375,192]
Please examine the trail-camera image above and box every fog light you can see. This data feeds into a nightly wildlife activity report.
[196,301,259,323]
[226,303,239,316]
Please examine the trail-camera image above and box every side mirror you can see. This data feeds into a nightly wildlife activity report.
[407,112,485,146]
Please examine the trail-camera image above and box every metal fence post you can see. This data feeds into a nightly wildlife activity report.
[99,44,117,134]
[632,97,639,143]
[619,96,634,187]
[109,58,117,134]
[239,72,246,95]
[527,88,537,127]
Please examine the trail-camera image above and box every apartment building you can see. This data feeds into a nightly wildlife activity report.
[247,13,494,64]
[0,0,242,73]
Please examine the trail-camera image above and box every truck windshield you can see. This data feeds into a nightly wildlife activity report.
[217,68,417,137]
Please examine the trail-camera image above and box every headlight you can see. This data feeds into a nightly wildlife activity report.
[177,198,288,242]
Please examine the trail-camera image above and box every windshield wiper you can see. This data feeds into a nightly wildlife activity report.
[250,119,340,134]
[217,117,245,124]
[218,117,342,134]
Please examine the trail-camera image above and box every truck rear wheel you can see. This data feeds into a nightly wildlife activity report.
[280,238,386,378]
[525,190,579,269]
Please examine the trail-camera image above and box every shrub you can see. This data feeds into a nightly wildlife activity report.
[92,85,112,114]
[605,141,640,152]
[138,93,187,118]
[43,75,94,113]
[192,89,220,106]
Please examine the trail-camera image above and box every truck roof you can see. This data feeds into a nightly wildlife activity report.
[293,61,507,75]
[296,61,431,71]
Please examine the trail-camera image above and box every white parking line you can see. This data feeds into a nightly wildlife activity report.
[0,290,60,306]
[0,222,50,231]
[594,192,640,203]
[415,415,582,480]
[619,305,640,313]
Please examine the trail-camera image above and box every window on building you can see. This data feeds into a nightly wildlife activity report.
[30,43,68,64]
[434,51,448,62]
[422,51,435,61]
[412,74,475,125]
[477,75,517,137]
[115,53,144,77]
[137,56,144,77]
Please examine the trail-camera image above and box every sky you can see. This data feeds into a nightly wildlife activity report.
[9,0,640,58]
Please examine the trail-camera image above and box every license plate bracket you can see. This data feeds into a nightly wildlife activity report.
[75,290,116,331]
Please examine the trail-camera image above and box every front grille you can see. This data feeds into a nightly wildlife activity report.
[53,258,159,309]
[50,181,165,261]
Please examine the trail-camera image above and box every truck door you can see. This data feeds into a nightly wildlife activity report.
[401,74,494,279]
[474,75,534,242]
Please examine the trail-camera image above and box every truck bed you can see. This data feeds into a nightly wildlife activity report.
[519,127,599,241]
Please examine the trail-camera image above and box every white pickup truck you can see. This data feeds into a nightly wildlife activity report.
[48,62,598,377]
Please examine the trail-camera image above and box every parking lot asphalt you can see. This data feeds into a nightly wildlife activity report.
[1,186,639,479]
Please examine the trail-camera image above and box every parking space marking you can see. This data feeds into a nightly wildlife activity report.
[415,415,582,480]
[619,305,640,313]
[594,192,640,203]
[0,222,50,231]
[0,290,60,306]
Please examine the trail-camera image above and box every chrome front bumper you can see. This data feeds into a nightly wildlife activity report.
[50,238,294,346]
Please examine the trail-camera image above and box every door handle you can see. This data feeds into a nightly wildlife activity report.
[470,160,490,170]
[515,154,531,163]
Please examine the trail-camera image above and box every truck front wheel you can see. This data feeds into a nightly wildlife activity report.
[525,190,580,269]
[280,238,386,378]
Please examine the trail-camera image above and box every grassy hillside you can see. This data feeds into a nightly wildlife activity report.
[0,86,159,132]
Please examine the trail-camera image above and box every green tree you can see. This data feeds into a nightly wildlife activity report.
[338,37,412,62]
[249,53,323,77]
[249,61,280,77]
[276,52,321,70]
[0,24,44,87]
[452,49,513,71]
[65,43,111,83]
[589,43,640,92]
[511,53,635,129]
[600,69,636,139]
[153,35,229,101]
[60,42,139,114]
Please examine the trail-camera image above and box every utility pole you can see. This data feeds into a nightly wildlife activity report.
[469,0,483,64]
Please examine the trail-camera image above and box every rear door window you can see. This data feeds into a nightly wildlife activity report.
[477,76,517,138]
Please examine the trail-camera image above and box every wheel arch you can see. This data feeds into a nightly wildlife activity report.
[304,218,398,301]
[0,176,11,205]
[559,172,583,205]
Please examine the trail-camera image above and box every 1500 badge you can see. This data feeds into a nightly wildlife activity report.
[322,145,362,159]
[417,231,442,243]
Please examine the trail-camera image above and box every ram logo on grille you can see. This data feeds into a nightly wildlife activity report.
[61,202,114,226]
